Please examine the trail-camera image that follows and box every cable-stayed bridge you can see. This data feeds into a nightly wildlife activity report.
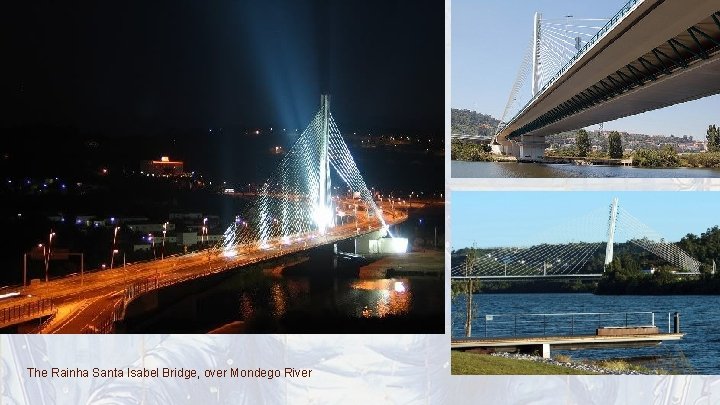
[0,95,408,333]
[451,198,701,280]
[219,95,390,256]
[485,0,720,160]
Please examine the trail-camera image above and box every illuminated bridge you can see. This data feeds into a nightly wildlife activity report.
[490,0,720,160]
[451,198,701,280]
[0,95,409,333]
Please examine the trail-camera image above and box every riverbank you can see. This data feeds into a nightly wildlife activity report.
[452,160,720,178]
[451,350,665,375]
[359,250,443,278]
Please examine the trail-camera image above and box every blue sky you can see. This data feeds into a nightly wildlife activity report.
[451,191,720,249]
[451,0,720,139]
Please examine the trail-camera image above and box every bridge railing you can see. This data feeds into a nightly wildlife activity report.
[474,311,671,338]
[0,298,55,327]
[503,0,641,132]
[84,221,399,333]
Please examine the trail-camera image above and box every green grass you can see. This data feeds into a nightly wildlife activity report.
[451,351,598,375]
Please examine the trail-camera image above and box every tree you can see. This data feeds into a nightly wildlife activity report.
[576,129,590,157]
[707,124,720,152]
[463,248,476,337]
[608,131,623,158]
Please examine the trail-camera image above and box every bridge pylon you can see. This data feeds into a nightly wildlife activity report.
[316,94,333,235]
[604,197,619,269]
[531,12,542,96]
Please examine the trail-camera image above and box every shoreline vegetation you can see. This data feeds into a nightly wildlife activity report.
[452,226,720,295]
[451,139,720,168]
[450,109,720,168]
[451,351,669,375]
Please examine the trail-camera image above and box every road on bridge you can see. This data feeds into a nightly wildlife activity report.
[0,202,409,333]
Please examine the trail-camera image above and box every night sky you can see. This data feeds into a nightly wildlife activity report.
[0,0,443,135]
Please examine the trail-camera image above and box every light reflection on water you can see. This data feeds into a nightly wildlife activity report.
[350,279,412,318]
[251,277,415,322]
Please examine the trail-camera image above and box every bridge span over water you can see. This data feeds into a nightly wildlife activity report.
[0,96,411,333]
[451,198,702,281]
[492,0,720,160]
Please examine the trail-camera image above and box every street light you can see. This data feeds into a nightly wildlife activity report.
[148,233,156,259]
[110,249,119,269]
[45,231,55,282]
[202,217,208,245]
[110,226,119,269]
[162,222,168,259]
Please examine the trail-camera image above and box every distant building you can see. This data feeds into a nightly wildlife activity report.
[126,223,176,233]
[141,156,184,176]
[169,212,203,221]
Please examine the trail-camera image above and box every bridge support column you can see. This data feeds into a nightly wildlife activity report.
[518,134,546,161]
[541,343,550,359]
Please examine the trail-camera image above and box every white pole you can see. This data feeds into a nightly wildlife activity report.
[604,197,619,268]
[531,12,542,95]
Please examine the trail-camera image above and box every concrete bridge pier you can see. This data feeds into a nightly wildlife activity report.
[492,134,546,162]
[518,134,546,161]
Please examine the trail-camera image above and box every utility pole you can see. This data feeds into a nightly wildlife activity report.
[23,253,27,287]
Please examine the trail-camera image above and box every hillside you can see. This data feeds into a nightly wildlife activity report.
[451,109,500,138]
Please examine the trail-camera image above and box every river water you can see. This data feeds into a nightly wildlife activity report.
[452,161,720,178]
[123,209,444,334]
[452,293,720,374]
[123,260,443,334]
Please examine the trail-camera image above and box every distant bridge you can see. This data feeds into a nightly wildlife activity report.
[451,198,701,280]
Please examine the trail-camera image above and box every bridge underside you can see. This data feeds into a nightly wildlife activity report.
[514,35,720,139]
[496,6,720,148]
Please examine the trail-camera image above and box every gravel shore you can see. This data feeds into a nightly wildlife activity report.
[489,352,662,375]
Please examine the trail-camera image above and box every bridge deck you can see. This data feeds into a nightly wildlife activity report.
[452,333,684,357]
[498,0,720,141]
[0,206,407,333]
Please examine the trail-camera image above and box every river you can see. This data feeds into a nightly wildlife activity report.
[452,293,720,374]
[122,208,444,334]
[452,160,720,178]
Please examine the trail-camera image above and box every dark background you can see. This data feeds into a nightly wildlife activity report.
[0,0,443,136]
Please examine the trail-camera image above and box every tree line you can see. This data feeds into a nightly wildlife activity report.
[549,125,720,168]
[452,226,720,295]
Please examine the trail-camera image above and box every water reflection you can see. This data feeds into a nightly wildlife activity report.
[270,283,287,317]
[238,277,417,322]
[124,264,443,333]
[350,279,412,318]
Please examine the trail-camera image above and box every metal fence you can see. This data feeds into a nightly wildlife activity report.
[476,311,673,338]
[0,298,55,326]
